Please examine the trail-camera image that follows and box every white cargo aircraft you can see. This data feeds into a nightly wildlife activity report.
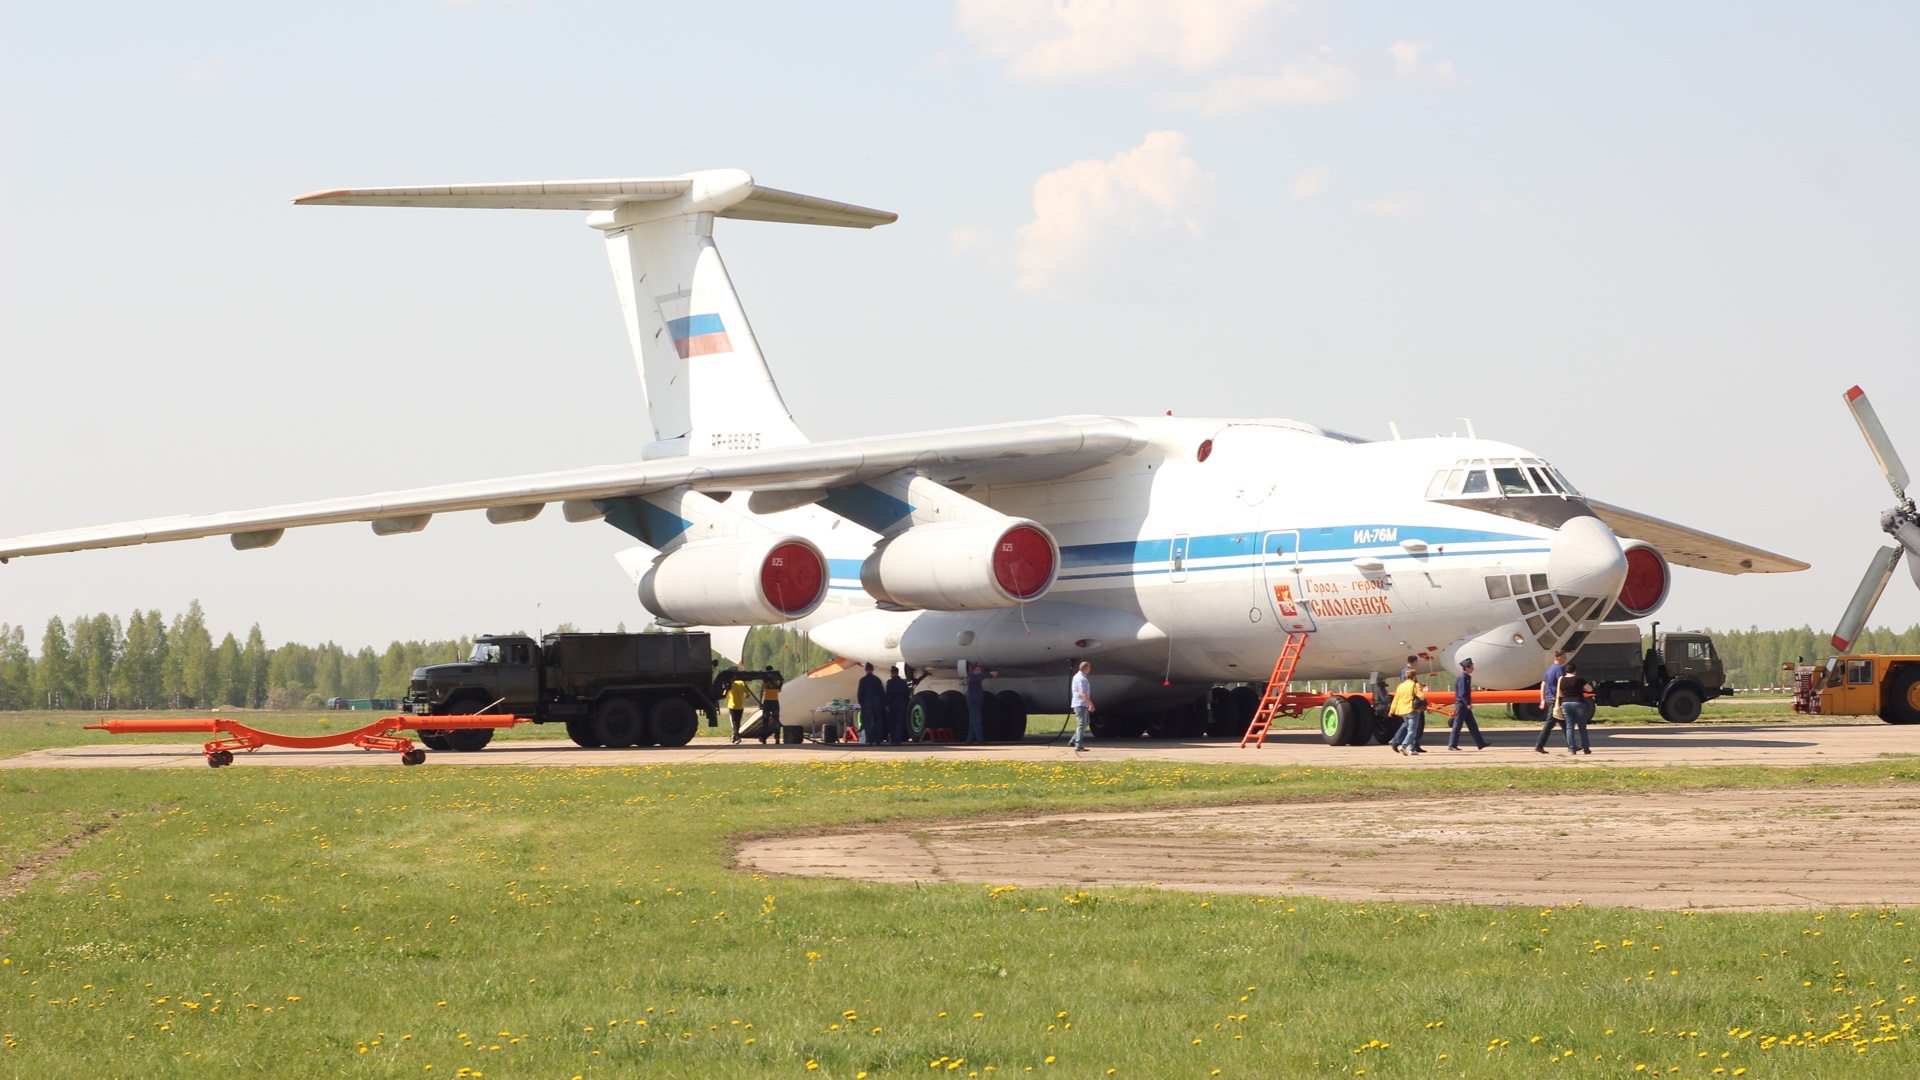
[0,172,1806,741]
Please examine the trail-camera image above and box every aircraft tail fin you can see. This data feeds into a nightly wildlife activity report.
[295,171,896,458]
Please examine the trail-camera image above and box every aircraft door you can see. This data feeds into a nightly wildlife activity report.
[1261,530,1317,633]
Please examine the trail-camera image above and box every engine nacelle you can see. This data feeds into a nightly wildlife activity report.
[638,535,827,626]
[860,519,1058,610]
[1604,540,1671,621]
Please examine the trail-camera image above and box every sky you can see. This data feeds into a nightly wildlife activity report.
[3,1,1917,652]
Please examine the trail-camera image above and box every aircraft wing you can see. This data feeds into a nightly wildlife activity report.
[0,417,1144,561]
[1587,499,1809,574]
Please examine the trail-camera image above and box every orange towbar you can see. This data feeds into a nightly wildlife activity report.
[85,714,526,767]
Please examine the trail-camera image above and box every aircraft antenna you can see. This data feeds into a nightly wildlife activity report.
[1388,422,1402,441]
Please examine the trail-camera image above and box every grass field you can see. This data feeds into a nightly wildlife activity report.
[2,750,1915,1077]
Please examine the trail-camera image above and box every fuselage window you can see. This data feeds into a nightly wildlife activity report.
[1462,470,1490,495]
[1494,467,1532,496]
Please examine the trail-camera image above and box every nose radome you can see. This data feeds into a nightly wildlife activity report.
[1548,515,1628,600]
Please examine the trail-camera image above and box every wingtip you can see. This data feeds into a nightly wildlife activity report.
[1846,385,1865,401]
[292,189,348,205]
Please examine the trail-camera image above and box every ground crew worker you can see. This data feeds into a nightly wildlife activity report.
[884,664,911,744]
[1534,649,1570,754]
[725,678,749,743]
[857,662,885,745]
[1389,673,1428,754]
[760,672,782,744]
[1069,661,1094,752]
[1448,658,1487,750]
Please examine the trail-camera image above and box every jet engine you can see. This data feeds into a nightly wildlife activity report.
[1604,540,1671,621]
[860,519,1058,610]
[638,535,827,626]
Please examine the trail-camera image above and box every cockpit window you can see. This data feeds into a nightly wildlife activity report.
[1462,470,1490,494]
[1528,466,1560,494]
[1493,466,1532,495]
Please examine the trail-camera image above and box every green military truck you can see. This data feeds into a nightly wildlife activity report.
[405,632,717,750]
[1510,622,1729,724]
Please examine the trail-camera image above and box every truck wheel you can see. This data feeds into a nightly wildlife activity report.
[419,733,453,751]
[593,698,646,747]
[908,691,943,737]
[1660,685,1703,724]
[995,690,1028,742]
[440,698,496,751]
[649,697,700,746]
[1883,667,1920,725]
[445,728,494,752]
[565,719,600,747]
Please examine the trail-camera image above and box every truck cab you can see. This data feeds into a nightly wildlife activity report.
[407,634,544,717]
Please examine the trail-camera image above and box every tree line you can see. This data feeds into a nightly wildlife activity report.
[0,606,841,711]
[1696,623,1920,688]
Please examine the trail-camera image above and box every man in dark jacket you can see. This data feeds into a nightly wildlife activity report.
[856,662,885,745]
[963,662,997,744]
[884,665,912,744]
[1448,658,1487,750]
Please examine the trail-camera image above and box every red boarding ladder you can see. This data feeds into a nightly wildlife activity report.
[1240,633,1310,748]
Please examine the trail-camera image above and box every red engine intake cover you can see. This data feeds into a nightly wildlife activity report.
[992,524,1055,600]
[761,541,827,618]
[1616,544,1668,615]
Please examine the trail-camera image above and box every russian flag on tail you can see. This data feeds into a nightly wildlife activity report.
[668,313,733,359]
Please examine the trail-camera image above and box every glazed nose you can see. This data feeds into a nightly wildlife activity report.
[1548,515,1628,600]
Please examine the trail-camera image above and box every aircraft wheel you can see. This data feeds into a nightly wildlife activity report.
[1883,667,1920,724]
[1088,711,1143,739]
[593,697,646,747]
[1321,696,1368,745]
[981,692,1009,741]
[940,690,971,737]
[1368,701,1397,744]
[1659,685,1703,724]
[994,690,1028,742]
[649,697,700,746]
[1229,685,1259,727]
[1204,688,1237,736]
[908,691,943,738]
[1145,708,1183,739]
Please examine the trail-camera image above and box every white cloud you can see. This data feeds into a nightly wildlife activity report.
[1289,165,1331,200]
[1158,51,1362,114]
[1012,131,1213,296]
[1351,191,1430,219]
[181,57,225,83]
[956,0,1279,81]
[1388,41,1462,85]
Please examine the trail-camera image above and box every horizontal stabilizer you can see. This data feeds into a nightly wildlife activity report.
[294,173,897,229]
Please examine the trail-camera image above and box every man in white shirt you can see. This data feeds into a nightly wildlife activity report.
[1069,661,1095,752]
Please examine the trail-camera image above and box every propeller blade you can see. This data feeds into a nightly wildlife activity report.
[1844,386,1911,502]
[1832,545,1903,652]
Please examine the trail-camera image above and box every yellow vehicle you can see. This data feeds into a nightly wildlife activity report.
[1787,655,1920,725]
